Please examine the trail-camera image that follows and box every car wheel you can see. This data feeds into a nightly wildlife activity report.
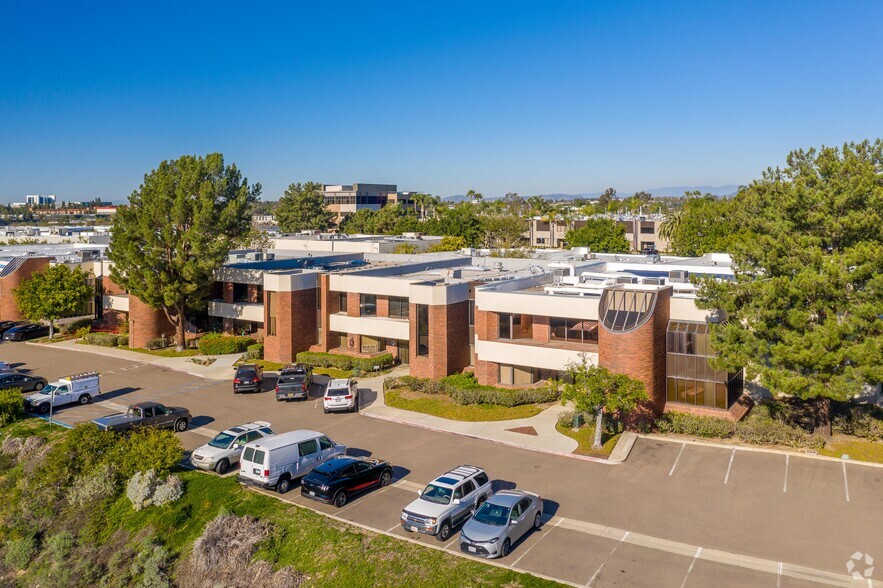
[38,403,50,415]
[323,407,329,414]
[436,520,452,542]
[34,382,44,391]
[78,394,90,405]
[174,419,188,432]
[233,390,239,395]
[333,490,348,508]
[215,459,230,475]
[277,476,291,494]
[501,538,511,557]
[533,512,542,529]
[476,495,487,509]
[379,470,392,487]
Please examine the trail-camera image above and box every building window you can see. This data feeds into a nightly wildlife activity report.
[498,364,550,386]
[330,331,346,349]
[360,336,385,354]
[416,304,429,356]
[498,313,524,340]
[338,292,347,313]
[266,291,277,336]
[549,317,598,344]
[666,321,741,409]
[536,237,546,244]
[233,282,249,303]
[360,294,377,316]
[468,300,475,327]
[389,296,409,319]
[640,225,655,234]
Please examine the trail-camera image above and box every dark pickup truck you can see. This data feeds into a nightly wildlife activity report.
[92,401,191,432]
[275,364,313,401]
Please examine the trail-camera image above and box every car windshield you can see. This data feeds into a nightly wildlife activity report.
[278,376,300,384]
[41,384,60,395]
[326,387,348,397]
[472,501,511,526]
[420,484,453,505]
[208,432,236,449]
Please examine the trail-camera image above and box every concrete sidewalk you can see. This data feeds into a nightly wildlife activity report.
[358,374,599,459]
[29,339,241,380]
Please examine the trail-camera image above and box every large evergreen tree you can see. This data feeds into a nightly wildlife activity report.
[108,153,259,349]
[274,182,333,233]
[697,141,883,433]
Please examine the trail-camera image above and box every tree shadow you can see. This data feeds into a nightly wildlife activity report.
[190,415,216,428]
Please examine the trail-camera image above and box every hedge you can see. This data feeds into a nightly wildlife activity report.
[145,338,168,350]
[84,333,120,347]
[246,343,264,360]
[832,402,883,441]
[383,373,560,407]
[295,351,395,372]
[116,335,129,347]
[198,333,254,355]
[654,410,827,449]
[61,318,93,335]
[0,388,23,426]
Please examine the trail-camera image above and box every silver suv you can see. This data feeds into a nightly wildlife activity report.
[190,421,274,474]
[400,465,492,542]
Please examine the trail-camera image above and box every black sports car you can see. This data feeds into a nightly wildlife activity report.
[2,324,49,341]
[301,456,394,507]
[0,321,23,335]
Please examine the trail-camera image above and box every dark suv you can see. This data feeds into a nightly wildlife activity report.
[233,364,264,394]
[275,364,313,401]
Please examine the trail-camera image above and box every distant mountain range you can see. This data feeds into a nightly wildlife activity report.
[444,185,741,201]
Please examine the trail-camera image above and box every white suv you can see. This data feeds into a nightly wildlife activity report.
[190,421,274,474]
[401,465,493,542]
[323,378,359,413]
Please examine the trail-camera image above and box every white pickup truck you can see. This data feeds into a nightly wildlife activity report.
[24,372,100,414]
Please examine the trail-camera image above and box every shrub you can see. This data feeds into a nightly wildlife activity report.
[442,372,481,389]
[449,385,559,407]
[145,337,168,350]
[44,531,75,561]
[151,474,183,507]
[126,470,157,511]
[4,534,37,570]
[296,351,395,372]
[198,333,254,355]
[112,428,183,479]
[134,543,171,588]
[246,343,264,360]
[69,462,118,506]
[62,318,93,335]
[117,335,129,347]
[75,326,91,339]
[832,402,883,441]
[84,332,119,347]
[0,388,23,426]
[654,413,737,438]
[394,243,418,254]
[737,414,825,449]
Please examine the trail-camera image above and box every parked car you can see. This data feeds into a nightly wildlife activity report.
[323,378,359,413]
[23,372,99,414]
[233,364,264,394]
[301,456,394,507]
[275,364,312,401]
[0,322,22,335]
[3,323,49,341]
[401,465,493,542]
[190,421,274,474]
[0,372,47,393]
[92,401,191,432]
[238,430,346,494]
[459,490,543,558]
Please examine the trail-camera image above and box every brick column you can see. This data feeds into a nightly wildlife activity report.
[409,300,470,379]
[130,297,175,348]
[532,315,550,343]
[347,292,360,317]
[264,287,319,364]
[377,296,389,318]
[223,282,234,303]
[0,257,51,321]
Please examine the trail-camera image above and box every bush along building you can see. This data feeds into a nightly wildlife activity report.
[2,237,758,420]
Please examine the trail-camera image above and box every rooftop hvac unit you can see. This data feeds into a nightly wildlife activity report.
[614,276,638,284]
[402,232,423,239]
[552,267,566,284]
[492,261,503,270]
[669,270,690,283]
[642,277,666,285]
[245,252,263,261]
[265,253,275,261]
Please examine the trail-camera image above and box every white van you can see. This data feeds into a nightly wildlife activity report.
[23,372,100,414]
[238,430,346,494]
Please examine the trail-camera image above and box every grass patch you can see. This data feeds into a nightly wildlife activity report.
[122,346,201,357]
[1,416,67,441]
[32,334,77,344]
[819,438,883,464]
[234,358,288,371]
[385,388,543,421]
[314,367,355,379]
[555,422,621,458]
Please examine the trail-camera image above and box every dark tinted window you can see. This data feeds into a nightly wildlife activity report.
[298,439,319,457]
[354,461,372,473]
[318,437,333,450]
[474,472,489,487]
[238,370,257,379]
[460,480,476,496]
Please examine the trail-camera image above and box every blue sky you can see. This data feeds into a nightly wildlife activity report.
[1,1,881,202]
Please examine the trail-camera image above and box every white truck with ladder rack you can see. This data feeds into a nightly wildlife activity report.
[24,372,100,415]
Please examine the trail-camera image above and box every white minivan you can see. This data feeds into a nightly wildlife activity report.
[238,430,346,494]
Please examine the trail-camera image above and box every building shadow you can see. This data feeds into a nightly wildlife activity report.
[190,415,216,428]
[99,386,142,402]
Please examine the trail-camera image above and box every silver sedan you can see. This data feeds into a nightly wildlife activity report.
[458,489,543,558]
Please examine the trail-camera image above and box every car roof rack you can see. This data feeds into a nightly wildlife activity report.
[444,465,483,480]
[64,371,99,380]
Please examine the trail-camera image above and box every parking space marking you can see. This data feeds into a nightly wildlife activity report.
[337,485,392,516]
[393,479,424,493]
[668,442,686,476]
[679,546,702,588]
[512,517,560,567]
[723,448,735,484]
[842,462,850,502]
[586,530,629,586]
[783,455,789,493]
[386,524,402,533]
[776,561,782,587]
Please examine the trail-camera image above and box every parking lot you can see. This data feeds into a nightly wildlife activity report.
[4,342,882,587]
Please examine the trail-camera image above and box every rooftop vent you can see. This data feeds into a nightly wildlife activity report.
[641,277,666,286]
[492,261,503,271]
[615,276,638,284]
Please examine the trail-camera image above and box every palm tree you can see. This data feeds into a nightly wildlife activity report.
[658,209,682,244]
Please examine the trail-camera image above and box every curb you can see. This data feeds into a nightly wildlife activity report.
[360,410,619,465]
[640,433,883,469]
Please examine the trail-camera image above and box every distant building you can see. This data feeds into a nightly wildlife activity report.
[528,214,671,252]
[322,183,399,223]
[26,195,56,207]
[95,206,117,215]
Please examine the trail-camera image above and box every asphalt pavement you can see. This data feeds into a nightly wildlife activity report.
[4,342,881,587]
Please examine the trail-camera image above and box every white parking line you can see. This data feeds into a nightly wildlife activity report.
[776,561,782,587]
[783,455,789,493]
[386,524,402,533]
[680,546,702,588]
[512,517,560,566]
[587,530,629,586]
[723,448,735,484]
[842,462,850,502]
[669,443,686,476]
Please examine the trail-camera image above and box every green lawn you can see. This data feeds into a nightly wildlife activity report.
[384,388,543,421]
[818,438,883,464]
[555,421,621,458]
[122,346,201,357]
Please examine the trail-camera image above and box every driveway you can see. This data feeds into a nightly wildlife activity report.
[5,342,881,587]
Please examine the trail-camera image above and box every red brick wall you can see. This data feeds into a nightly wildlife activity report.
[346,292,360,317]
[264,287,319,364]
[532,315,550,343]
[0,257,51,321]
[474,359,498,386]
[129,297,175,348]
[409,300,470,379]
[103,274,126,296]
[598,288,671,416]
[377,296,389,318]
[223,282,234,304]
